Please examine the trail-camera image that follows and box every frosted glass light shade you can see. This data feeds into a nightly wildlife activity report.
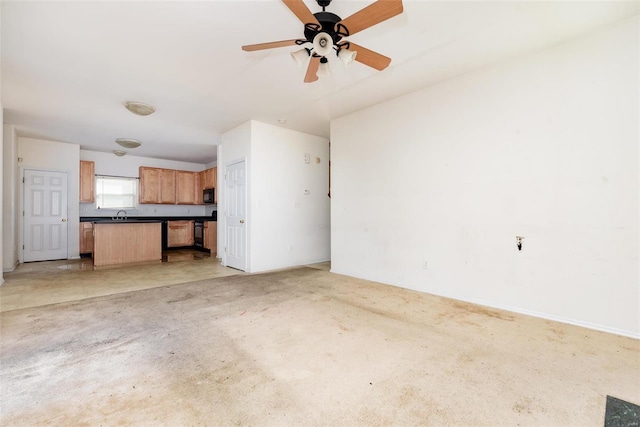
[338,48,357,67]
[317,60,331,77]
[291,49,310,69]
[312,32,333,57]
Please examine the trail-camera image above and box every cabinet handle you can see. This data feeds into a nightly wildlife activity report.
[62,219,67,222]
[240,219,245,224]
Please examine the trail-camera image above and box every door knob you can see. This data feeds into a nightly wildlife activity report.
[240,219,245,224]
[61,219,67,222]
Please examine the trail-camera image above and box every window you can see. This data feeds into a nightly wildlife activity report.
[95,176,138,209]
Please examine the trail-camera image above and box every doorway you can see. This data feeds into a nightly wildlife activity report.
[23,169,69,262]
[224,159,247,271]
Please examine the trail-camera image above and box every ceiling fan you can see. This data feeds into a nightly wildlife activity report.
[242,0,404,83]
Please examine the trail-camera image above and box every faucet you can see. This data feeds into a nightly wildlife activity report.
[114,210,127,220]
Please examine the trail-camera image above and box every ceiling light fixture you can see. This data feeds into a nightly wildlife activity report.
[125,101,155,116]
[113,150,127,157]
[241,0,402,83]
[291,48,311,69]
[337,46,357,67]
[115,138,142,149]
[317,57,331,77]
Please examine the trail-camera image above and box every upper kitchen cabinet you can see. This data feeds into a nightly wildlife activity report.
[139,166,177,204]
[79,160,95,203]
[201,167,216,190]
[176,170,200,205]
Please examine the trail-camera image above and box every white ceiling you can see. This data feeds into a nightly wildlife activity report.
[2,1,637,164]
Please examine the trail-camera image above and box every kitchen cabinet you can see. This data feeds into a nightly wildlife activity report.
[79,161,95,203]
[79,222,94,254]
[93,222,162,266]
[139,167,176,204]
[167,220,194,247]
[176,170,200,205]
[204,221,217,256]
[201,167,216,190]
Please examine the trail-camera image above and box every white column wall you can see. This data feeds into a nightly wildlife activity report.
[250,121,330,272]
[330,17,639,337]
[219,121,252,269]
[2,125,18,272]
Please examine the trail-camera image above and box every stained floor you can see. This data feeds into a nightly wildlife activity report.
[1,254,638,426]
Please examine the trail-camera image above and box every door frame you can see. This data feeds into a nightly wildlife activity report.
[19,167,71,264]
[221,157,248,272]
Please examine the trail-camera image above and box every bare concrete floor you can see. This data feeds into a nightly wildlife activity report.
[1,250,241,312]
[1,254,638,425]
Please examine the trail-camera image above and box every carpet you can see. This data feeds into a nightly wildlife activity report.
[1,266,639,426]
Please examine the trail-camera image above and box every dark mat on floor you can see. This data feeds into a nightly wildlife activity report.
[605,395,640,427]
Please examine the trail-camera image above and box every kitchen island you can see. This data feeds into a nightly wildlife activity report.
[92,220,162,267]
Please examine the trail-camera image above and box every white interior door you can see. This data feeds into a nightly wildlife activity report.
[225,160,246,271]
[23,169,69,262]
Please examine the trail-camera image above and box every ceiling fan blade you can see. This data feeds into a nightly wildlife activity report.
[242,39,300,52]
[349,42,392,70]
[282,0,320,26]
[304,56,321,83]
[336,0,403,36]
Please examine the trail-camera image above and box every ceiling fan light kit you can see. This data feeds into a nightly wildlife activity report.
[242,0,403,83]
[337,47,357,67]
[317,57,331,77]
[312,32,333,57]
[291,48,311,68]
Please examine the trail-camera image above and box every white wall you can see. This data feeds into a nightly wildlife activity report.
[330,17,639,337]
[219,121,252,269]
[3,125,18,272]
[18,137,81,259]
[219,120,331,272]
[79,150,213,217]
[250,121,330,272]
[0,107,4,283]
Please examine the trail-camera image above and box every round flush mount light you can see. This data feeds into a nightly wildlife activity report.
[115,138,142,149]
[125,101,155,116]
[113,150,127,157]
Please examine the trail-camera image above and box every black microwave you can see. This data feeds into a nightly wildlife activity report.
[203,188,215,204]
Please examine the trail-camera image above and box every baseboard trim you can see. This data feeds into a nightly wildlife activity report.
[473,300,640,340]
[328,269,640,340]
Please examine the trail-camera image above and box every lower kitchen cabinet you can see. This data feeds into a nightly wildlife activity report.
[93,222,162,266]
[79,222,94,254]
[167,220,194,247]
[204,221,217,256]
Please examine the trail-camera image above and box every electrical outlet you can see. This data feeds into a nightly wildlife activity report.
[423,260,428,269]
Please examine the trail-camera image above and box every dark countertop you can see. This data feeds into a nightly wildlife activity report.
[81,215,217,222]
[92,219,164,224]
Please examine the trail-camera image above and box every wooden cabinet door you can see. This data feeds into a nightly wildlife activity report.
[79,161,95,203]
[176,171,197,205]
[204,221,217,255]
[159,169,176,204]
[202,168,215,189]
[167,220,194,247]
[79,222,94,254]
[195,172,203,205]
[139,167,160,204]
